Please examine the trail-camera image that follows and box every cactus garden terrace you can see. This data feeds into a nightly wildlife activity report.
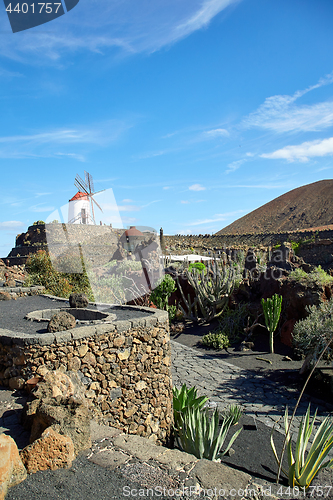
[3,239,333,497]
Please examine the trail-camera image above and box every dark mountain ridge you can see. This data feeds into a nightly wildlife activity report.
[216,180,333,235]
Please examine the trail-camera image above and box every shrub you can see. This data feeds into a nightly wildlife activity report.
[88,273,126,304]
[310,266,333,286]
[25,250,93,299]
[290,240,302,255]
[105,259,143,274]
[289,266,333,286]
[289,268,308,281]
[188,262,206,274]
[292,298,333,364]
[201,330,230,349]
[150,274,176,312]
[201,305,249,349]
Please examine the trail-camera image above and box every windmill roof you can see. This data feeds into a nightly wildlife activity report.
[69,191,88,202]
[122,226,144,237]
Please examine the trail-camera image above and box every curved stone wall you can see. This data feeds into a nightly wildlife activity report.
[0,304,172,444]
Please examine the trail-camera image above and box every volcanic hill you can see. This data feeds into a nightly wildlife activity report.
[216,180,333,235]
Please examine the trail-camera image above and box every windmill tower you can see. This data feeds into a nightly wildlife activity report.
[68,171,103,224]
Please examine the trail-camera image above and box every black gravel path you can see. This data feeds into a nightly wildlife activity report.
[6,455,171,500]
[0,295,150,334]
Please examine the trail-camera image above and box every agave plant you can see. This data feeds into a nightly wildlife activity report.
[223,404,243,426]
[175,406,242,461]
[173,384,209,429]
[271,404,333,488]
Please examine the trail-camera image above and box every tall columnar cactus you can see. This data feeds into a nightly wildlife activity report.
[177,256,236,322]
[261,294,282,354]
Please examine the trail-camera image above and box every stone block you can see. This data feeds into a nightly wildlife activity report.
[88,449,129,469]
[71,326,95,340]
[54,331,73,344]
[95,324,115,335]
[130,318,146,328]
[115,321,131,333]
[113,434,164,461]
[0,434,27,500]
[90,421,123,442]
[190,459,251,495]
[155,448,198,470]
[146,317,158,327]
[36,333,55,346]
[20,427,75,474]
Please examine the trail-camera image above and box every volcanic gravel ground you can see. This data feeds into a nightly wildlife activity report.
[0,295,150,334]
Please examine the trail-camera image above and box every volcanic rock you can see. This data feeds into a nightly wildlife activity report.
[23,369,91,455]
[69,292,89,308]
[47,311,76,333]
[20,427,75,474]
[0,434,27,500]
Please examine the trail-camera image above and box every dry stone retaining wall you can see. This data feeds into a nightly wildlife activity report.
[165,228,333,250]
[164,230,333,268]
[0,306,172,444]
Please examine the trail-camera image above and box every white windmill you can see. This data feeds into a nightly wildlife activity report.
[68,171,104,225]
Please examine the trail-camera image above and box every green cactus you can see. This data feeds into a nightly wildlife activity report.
[261,294,282,354]
[177,258,236,322]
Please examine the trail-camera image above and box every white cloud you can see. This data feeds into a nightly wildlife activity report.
[141,200,162,208]
[122,199,134,203]
[136,150,168,160]
[0,67,23,78]
[204,128,229,138]
[122,217,138,225]
[0,122,128,146]
[173,0,240,43]
[188,209,246,225]
[176,229,192,235]
[29,204,55,212]
[225,159,246,174]
[181,200,190,204]
[0,221,24,230]
[103,203,141,212]
[0,121,131,159]
[55,152,86,162]
[35,192,52,197]
[163,186,171,190]
[189,184,206,191]
[242,72,333,133]
[188,216,227,225]
[261,137,333,162]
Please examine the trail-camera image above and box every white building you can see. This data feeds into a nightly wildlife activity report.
[68,191,94,224]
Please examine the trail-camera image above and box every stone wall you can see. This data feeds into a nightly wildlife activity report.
[5,223,126,267]
[0,286,45,300]
[164,228,333,251]
[163,229,333,269]
[0,305,172,444]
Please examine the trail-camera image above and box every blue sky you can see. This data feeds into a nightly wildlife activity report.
[1,0,333,257]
